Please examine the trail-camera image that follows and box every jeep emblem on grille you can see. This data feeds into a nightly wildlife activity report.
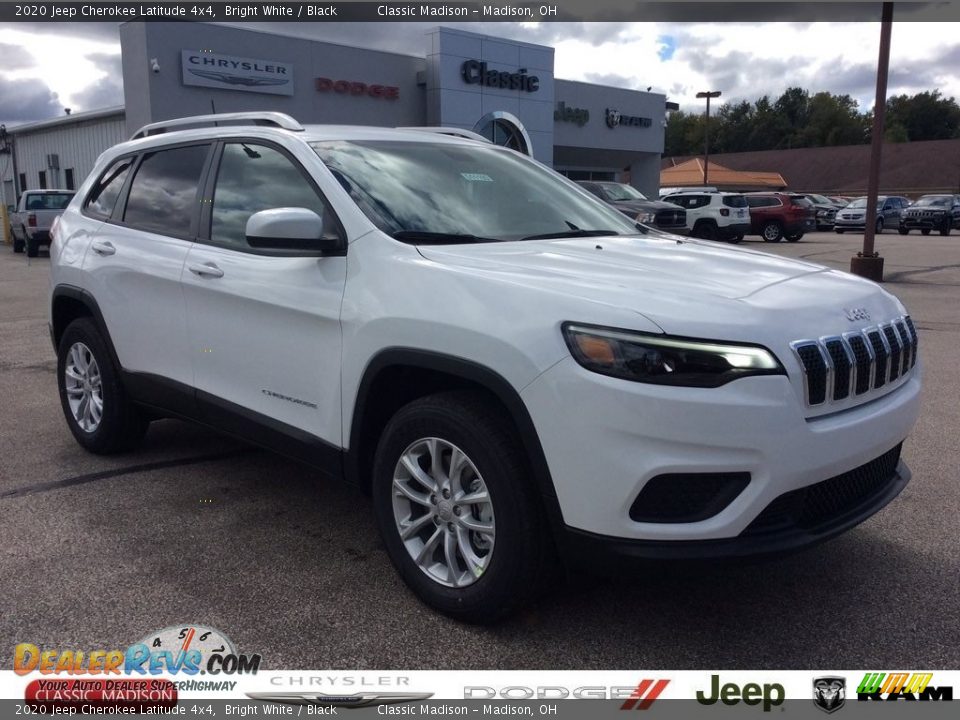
[844,307,871,322]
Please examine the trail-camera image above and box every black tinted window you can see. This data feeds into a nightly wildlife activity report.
[745,196,768,208]
[123,145,209,236]
[86,158,133,218]
[722,195,748,208]
[211,143,339,250]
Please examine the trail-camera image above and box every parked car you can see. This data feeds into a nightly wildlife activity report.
[794,193,839,230]
[828,196,854,208]
[743,192,817,242]
[834,196,909,234]
[898,194,960,236]
[10,189,75,257]
[48,112,921,623]
[659,185,718,198]
[577,181,687,234]
[661,191,750,242]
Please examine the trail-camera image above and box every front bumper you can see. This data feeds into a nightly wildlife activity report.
[521,356,921,546]
[900,215,946,230]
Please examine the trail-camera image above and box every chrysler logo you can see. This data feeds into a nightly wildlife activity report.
[844,307,871,322]
[247,692,433,708]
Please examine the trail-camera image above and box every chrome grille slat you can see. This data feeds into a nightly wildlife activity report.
[792,315,917,407]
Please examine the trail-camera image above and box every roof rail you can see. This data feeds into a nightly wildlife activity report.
[397,126,492,144]
[130,112,304,140]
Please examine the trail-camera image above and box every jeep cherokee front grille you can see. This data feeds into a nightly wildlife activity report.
[791,316,917,407]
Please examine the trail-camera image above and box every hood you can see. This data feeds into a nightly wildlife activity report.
[416,234,904,342]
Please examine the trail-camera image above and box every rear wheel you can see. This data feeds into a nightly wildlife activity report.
[761,221,783,242]
[26,236,38,258]
[875,217,884,234]
[785,232,803,242]
[898,227,909,235]
[835,229,845,234]
[372,391,554,623]
[57,318,149,454]
[12,230,24,253]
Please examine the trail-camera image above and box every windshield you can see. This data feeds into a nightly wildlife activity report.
[848,198,868,209]
[916,196,951,206]
[311,140,639,242]
[601,183,647,201]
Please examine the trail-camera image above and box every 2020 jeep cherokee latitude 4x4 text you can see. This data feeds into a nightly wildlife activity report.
[49,113,921,623]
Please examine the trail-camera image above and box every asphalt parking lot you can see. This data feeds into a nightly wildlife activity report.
[1,231,957,670]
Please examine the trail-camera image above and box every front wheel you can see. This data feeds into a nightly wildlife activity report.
[728,234,744,244]
[761,221,783,242]
[785,232,803,242]
[940,219,951,236]
[875,218,884,234]
[26,236,38,258]
[57,318,149,454]
[898,227,909,235]
[835,229,845,234]
[372,391,554,623]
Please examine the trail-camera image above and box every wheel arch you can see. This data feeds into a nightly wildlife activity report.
[51,285,121,370]
[347,349,563,526]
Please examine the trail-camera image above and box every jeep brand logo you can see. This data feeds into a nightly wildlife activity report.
[461,60,539,92]
[555,101,589,127]
[696,675,784,712]
[844,307,871,321]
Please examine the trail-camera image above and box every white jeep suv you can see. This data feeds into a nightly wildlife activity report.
[662,190,751,243]
[49,113,921,622]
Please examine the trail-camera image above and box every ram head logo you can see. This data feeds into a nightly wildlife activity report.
[813,677,846,714]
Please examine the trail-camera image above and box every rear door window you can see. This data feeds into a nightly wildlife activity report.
[123,144,210,237]
[85,158,134,219]
[722,195,748,208]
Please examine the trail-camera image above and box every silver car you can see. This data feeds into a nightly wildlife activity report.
[834,196,909,234]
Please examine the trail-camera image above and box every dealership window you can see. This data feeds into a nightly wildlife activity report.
[38,171,47,189]
[473,112,531,156]
[85,157,134,219]
[123,145,209,237]
[210,142,340,250]
[65,168,75,190]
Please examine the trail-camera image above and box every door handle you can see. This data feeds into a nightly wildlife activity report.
[188,262,224,279]
[91,241,116,256]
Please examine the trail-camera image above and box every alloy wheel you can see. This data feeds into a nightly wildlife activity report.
[391,437,495,588]
[64,342,103,433]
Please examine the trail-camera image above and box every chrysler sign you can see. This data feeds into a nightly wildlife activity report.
[181,50,294,96]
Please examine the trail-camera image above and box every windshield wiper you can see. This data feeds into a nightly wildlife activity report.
[392,231,497,245]
[520,229,620,241]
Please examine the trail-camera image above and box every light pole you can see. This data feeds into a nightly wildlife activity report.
[696,90,721,186]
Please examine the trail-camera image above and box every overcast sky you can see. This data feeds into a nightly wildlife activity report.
[1,20,959,126]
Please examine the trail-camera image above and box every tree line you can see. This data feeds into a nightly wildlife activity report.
[665,88,960,157]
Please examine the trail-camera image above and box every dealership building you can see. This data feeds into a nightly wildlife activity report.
[1,22,670,214]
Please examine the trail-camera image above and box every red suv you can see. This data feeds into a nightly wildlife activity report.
[744,193,817,242]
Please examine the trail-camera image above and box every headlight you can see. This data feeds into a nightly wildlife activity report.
[562,323,785,387]
[636,211,656,224]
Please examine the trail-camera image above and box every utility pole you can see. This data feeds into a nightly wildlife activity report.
[851,2,894,282]
[696,90,721,186]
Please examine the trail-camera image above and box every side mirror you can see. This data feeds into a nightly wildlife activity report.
[245,207,343,254]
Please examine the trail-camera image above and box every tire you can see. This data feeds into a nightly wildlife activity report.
[898,228,909,235]
[728,234,744,244]
[26,236,38,258]
[921,229,931,236]
[12,231,24,253]
[372,391,554,624]
[875,218,884,234]
[693,221,717,241]
[785,232,803,242]
[940,218,951,236]
[761,221,783,242]
[57,318,149,454]
[835,229,845,234]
